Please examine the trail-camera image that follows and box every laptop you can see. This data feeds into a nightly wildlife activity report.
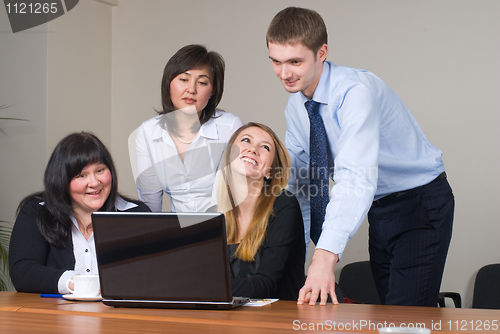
[92,211,249,309]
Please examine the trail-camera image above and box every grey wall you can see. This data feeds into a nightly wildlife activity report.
[0,10,47,221]
[1,0,499,306]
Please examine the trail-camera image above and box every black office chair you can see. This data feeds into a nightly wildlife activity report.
[334,283,344,303]
[438,292,462,308]
[338,261,381,304]
[472,263,500,309]
[338,260,461,307]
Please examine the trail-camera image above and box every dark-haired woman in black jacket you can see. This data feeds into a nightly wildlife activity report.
[9,132,150,294]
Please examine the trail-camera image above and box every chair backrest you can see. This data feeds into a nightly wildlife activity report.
[338,261,381,304]
[472,263,500,309]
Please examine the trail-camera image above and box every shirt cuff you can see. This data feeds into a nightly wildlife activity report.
[57,270,75,294]
[315,228,350,260]
[137,190,163,212]
[115,197,138,211]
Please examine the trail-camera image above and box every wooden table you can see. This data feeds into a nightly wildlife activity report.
[1,292,499,333]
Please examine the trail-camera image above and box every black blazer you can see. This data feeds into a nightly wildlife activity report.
[9,197,151,293]
[229,190,306,300]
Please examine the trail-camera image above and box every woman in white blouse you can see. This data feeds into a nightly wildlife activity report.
[135,44,243,212]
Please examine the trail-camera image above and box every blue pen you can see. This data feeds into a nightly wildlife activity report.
[40,294,63,298]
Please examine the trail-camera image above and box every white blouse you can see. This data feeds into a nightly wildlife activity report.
[56,198,138,294]
[135,110,243,212]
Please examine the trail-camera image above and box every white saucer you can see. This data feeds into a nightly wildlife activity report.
[379,328,431,334]
[62,294,103,301]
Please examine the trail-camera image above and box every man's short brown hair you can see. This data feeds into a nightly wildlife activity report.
[266,7,327,54]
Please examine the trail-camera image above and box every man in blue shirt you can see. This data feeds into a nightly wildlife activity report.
[266,7,454,306]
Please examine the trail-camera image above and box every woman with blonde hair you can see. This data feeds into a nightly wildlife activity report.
[217,122,305,300]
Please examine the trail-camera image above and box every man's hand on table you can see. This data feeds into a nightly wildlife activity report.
[297,249,339,306]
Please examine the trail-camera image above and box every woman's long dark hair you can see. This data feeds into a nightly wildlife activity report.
[158,44,225,127]
[17,132,120,247]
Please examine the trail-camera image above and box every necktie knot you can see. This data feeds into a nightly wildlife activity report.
[305,100,320,117]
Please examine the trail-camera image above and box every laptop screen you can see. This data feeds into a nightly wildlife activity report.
[92,212,232,302]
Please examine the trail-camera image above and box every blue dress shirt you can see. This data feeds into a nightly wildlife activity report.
[285,61,445,256]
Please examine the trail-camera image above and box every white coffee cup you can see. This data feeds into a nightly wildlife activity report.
[379,327,431,334]
[66,275,100,297]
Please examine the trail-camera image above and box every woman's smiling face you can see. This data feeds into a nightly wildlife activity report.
[68,162,112,216]
[229,126,275,180]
